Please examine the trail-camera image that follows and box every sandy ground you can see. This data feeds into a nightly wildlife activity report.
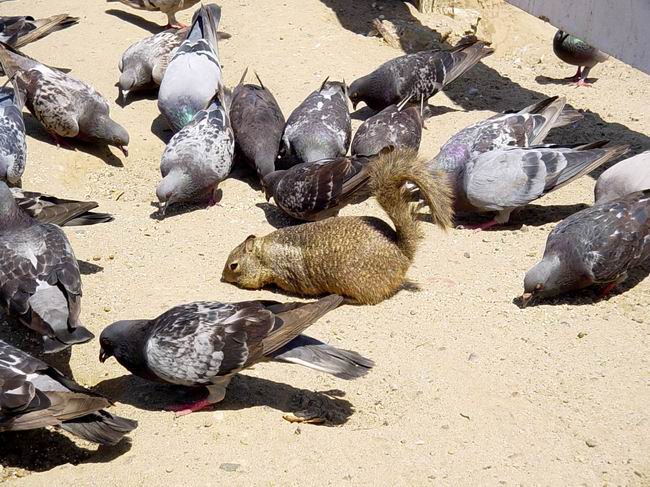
[1,0,649,485]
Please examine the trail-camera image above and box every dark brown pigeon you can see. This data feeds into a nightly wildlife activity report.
[0,338,137,444]
[0,182,93,353]
[99,295,373,416]
[522,189,650,305]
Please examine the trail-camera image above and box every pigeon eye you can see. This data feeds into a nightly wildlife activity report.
[230,262,239,272]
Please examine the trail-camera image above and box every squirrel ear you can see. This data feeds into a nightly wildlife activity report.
[244,235,256,252]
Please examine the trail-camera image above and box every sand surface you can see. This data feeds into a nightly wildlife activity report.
[1,0,649,485]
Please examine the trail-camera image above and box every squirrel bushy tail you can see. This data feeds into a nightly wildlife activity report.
[368,150,453,261]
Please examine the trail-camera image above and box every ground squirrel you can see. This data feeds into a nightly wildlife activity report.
[222,150,452,304]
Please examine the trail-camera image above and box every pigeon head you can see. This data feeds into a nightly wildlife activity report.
[155,170,192,215]
[99,319,151,373]
[261,170,285,202]
[87,116,130,157]
[118,70,138,102]
[348,78,365,110]
[222,235,272,289]
[522,254,590,306]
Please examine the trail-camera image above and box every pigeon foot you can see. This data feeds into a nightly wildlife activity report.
[599,282,617,298]
[169,398,214,416]
[465,219,499,231]
[574,79,593,88]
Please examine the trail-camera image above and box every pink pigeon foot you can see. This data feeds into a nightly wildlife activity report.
[464,219,499,231]
[574,79,593,88]
[168,398,214,417]
[49,133,75,150]
[599,282,618,299]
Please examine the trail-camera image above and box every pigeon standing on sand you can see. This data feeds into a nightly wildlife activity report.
[594,151,650,204]
[158,4,223,132]
[0,14,78,49]
[263,156,371,221]
[10,188,113,226]
[0,339,137,444]
[0,182,93,353]
[157,90,234,214]
[110,0,200,28]
[0,86,26,186]
[461,142,629,229]
[0,43,129,156]
[99,295,373,416]
[348,40,494,112]
[553,30,609,87]
[522,190,650,305]
[118,27,188,102]
[229,69,285,180]
[282,79,351,165]
[351,100,423,157]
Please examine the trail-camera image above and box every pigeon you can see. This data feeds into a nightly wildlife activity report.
[229,69,285,180]
[99,295,373,415]
[118,27,188,102]
[351,99,423,157]
[158,4,223,132]
[281,79,351,165]
[0,43,129,157]
[0,182,93,353]
[0,338,137,444]
[263,156,372,221]
[461,142,629,229]
[431,96,582,195]
[157,90,234,214]
[0,86,26,186]
[110,0,201,29]
[348,40,494,112]
[522,189,650,305]
[553,30,609,87]
[0,14,78,49]
[594,151,650,204]
[10,188,113,226]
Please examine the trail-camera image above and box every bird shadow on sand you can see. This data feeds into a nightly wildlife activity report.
[115,88,158,108]
[150,113,173,144]
[229,161,263,191]
[320,0,650,171]
[23,115,124,167]
[147,200,212,220]
[256,202,302,228]
[78,260,104,275]
[534,75,600,86]
[0,429,133,473]
[449,203,590,230]
[104,9,164,35]
[95,373,357,425]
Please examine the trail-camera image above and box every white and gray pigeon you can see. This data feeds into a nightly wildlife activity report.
[351,99,423,157]
[158,3,223,132]
[10,187,114,226]
[117,26,188,102]
[0,42,129,156]
[553,30,609,87]
[0,14,78,49]
[461,142,629,229]
[110,0,201,28]
[348,40,494,112]
[99,295,373,416]
[0,86,26,185]
[282,79,351,165]
[594,151,650,204]
[522,190,650,305]
[0,338,137,444]
[0,182,93,353]
[156,90,234,214]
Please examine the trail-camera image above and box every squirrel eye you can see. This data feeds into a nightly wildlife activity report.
[230,262,239,271]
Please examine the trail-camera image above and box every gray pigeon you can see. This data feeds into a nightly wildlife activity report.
[0,86,26,185]
[110,0,201,28]
[461,142,629,229]
[118,26,188,102]
[282,79,351,165]
[522,190,650,305]
[594,151,650,204]
[158,4,223,132]
[157,91,234,214]
[0,14,78,49]
[263,156,372,221]
[10,187,113,226]
[0,182,93,353]
[0,43,129,157]
[351,100,422,157]
[553,30,609,87]
[0,338,137,444]
[229,69,285,180]
[348,40,494,112]
[99,295,373,415]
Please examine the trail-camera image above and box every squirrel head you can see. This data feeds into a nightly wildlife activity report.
[222,234,269,288]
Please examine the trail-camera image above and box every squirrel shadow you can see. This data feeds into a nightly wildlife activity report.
[95,373,357,425]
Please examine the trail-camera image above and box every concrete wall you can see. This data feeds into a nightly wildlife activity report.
[506,0,650,74]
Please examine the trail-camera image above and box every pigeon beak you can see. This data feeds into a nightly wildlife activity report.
[352,100,359,110]
[99,348,110,363]
[159,201,168,217]
[118,145,129,157]
[521,292,534,308]
[118,88,128,105]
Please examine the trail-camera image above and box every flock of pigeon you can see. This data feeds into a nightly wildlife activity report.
[0,0,649,450]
